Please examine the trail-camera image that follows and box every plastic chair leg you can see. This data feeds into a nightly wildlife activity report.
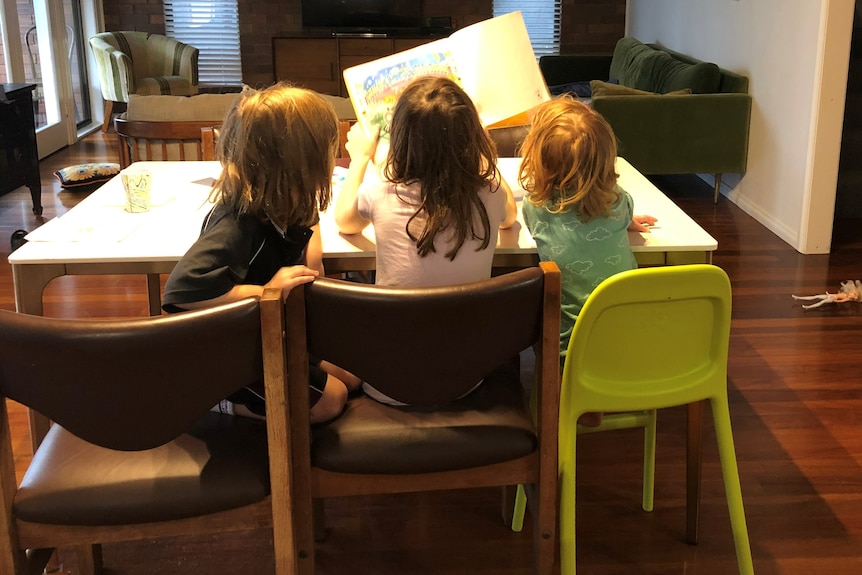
[711,399,755,575]
[642,409,657,512]
[687,401,705,544]
[511,484,527,532]
[558,444,577,575]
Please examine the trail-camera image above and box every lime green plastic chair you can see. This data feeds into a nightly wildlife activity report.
[512,264,753,575]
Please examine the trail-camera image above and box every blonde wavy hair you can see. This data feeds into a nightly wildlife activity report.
[519,96,619,220]
[211,83,339,230]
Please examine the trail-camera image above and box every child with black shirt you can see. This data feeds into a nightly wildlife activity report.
[163,83,360,423]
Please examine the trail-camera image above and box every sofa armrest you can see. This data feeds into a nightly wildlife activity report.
[591,93,752,175]
[539,55,613,86]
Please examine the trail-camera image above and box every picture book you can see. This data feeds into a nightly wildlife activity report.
[342,11,550,140]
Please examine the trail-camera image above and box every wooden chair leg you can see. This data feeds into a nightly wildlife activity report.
[313,499,326,542]
[714,173,723,203]
[686,401,705,544]
[501,484,517,526]
[146,274,162,316]
[70,544,102,575]
[101,101,114,133]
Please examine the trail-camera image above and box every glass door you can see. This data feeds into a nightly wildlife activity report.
[0,0,94,157]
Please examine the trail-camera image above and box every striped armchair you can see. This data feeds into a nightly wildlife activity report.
[89,32,199,132]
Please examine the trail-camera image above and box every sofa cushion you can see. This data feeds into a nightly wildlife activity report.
[127,93,241,122]
[609,36,722,95]
[609,36,656,88]
[590,80,692,97]
[649,56,721,94]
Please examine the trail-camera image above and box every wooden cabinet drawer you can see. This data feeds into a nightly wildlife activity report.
[273,38,339,94]
[393,38,432,52]
[339,38,393,56]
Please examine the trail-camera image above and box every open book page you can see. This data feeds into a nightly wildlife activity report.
[342,11,549,140]
[446,11,550,127]
[343,37,459,140]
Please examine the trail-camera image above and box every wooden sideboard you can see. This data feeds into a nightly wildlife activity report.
[0,83,42,215]
[272,35,438,96]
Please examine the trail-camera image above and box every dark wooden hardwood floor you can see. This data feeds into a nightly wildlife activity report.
[2,131,861,574]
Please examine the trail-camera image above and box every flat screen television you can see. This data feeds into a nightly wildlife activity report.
[302,0,423,32]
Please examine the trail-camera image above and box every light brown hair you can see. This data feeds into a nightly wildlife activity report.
[519,96,619,220]
[212,83,339,229]
[384,76,500,260]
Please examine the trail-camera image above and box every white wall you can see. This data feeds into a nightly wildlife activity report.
[626,0,855,254]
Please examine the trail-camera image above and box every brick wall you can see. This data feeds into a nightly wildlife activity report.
[562,0,626,54]
[99,0,626,86]
[103,0,165,34]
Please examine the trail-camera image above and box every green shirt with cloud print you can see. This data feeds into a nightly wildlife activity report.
[523,186,637,360]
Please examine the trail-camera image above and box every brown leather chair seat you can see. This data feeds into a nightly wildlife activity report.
[312,364,536,474]
[15,412,269,526]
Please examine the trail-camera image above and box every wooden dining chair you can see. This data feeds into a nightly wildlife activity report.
[114,117,222,168]
[114,117,222,314]
[488,123,531,158]
[0,298,284,575]
[201,126,219,160]
[260,262,562,575]
[337,119,355,158]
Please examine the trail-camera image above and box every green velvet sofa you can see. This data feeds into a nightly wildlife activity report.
[541,37,752,202]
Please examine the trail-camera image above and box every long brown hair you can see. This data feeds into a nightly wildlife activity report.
[212,83,339,229]
[519,96,619,220]
[384,76,500,260]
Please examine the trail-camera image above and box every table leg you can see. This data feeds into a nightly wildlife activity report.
[686,400,705,544]
[12,262,67,317]
[11,263,67,450]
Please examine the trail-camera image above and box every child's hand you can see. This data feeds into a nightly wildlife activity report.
[265,265,319,298]
[345,123,380,163]
[629,214,658,232]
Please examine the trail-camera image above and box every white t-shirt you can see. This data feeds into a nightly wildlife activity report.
[357,179,508,287]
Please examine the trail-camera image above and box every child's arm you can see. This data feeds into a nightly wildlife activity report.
[176,265,319,310]
[628,214,658,232]
[304,223,326,276]
[498,176,518,229]
[335,124,379,234]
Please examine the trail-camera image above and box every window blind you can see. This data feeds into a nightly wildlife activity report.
[164,0,242,86]
[492,1,561,58]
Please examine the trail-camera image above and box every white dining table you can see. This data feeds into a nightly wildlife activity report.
[9,157,716,317]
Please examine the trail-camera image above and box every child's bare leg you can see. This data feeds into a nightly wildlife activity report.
[310,375,349,424]
[320,360,362,391]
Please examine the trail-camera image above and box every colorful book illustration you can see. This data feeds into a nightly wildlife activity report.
[343,11,550,141]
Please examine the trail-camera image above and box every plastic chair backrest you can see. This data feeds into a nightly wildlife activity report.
[561,264,732,428]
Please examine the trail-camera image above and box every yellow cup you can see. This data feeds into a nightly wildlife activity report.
[121,168,152,213]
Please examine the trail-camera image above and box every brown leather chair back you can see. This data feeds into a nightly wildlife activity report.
[0,299,262,451]
[302,268,545,406]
